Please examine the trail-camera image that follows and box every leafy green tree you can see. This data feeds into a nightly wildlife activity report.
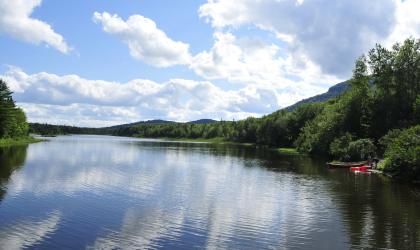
[330,133,353,161]
[369,38,420,138]
[347,139,376,161]
[381,125,420,181]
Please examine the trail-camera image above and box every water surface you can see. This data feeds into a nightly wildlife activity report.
[0,135,419,249]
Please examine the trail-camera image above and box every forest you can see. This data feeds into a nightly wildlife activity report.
[26,38,420,181]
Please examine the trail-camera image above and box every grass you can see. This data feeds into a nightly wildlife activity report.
[0,137,45,147]
[275,147,304,155]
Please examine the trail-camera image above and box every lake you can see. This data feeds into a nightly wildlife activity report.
[0,135,419,249]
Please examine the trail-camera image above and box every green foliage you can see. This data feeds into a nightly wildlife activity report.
[330,133,353,160]
[297,38,419,156]
[381,125,420,181]
[378,129,402,154]
[29,123,102,136]
[414,95,420,123]
[369,38,420,137]
[330,134,375,161]
[103,101,325,149]
[347,139,376,161]
[0,79,29,139]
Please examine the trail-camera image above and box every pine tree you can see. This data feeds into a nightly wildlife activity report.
[0,79,18,138]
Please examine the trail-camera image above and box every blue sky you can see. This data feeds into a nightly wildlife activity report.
[0,0,419,126]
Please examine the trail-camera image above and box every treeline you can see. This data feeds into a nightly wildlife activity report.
[111,102,323,148]
[0,79,29,139]
[29,123,105,136]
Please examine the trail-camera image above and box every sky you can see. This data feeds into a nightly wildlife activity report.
[0,0,419,127]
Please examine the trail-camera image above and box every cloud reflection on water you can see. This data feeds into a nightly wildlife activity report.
[0,211,61,250]
[3,136,349,249]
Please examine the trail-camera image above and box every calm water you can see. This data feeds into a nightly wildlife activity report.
[0,135,420,249]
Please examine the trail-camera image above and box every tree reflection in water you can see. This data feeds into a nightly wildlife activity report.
[0,145,28,203]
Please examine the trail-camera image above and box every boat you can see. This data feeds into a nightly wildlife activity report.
[350,165,371,172]
[327,161,367,168]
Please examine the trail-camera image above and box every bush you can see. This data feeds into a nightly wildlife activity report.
[347,139,376,161]
[378,129,402,155]
[381,125,420,181]
[330,135,375,161]
[330,133,353,161]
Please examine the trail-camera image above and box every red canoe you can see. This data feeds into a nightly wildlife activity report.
[350,166,371,172]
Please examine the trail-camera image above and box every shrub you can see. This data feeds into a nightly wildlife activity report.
[381,125,420,181]
[347,139,376,161]
[330,133,353,161]
[330,135,375,161]
[378,129,402,155]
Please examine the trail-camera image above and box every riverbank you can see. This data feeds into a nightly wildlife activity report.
[0,137,45,147]
[162,137,254,146]
[158,137,305,155]
[275,147,304,155]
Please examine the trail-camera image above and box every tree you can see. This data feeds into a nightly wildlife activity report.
[0,79,29,139]
[380,125,420,181]
[0,79,16,138]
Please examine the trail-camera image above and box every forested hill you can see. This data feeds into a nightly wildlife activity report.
[108,118,217,129]
[188,119,218,124]
[285,81,349,111]
[28,81,346,135]
[107,119,175,129]
[29,119,218,135]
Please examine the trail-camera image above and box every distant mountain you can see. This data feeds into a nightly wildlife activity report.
[107,82,350,130]
[106,119,175,129]
[106,118,218,129]
[30,81,349,134]
[188,119,218,124]
[285,81,349,111]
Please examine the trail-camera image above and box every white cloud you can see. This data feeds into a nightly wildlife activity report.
[0,0,70,53]
[385,0,420,46]
[1,67,321,127]
[199,0,398,77]
[191,32,341,89]
[93,12,191,67]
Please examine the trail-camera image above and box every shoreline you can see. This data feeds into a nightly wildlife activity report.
[0,137,45,147]
[146,137,306,155]
[159,137,254,146]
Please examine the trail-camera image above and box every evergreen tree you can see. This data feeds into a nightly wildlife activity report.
[0,79,29,138]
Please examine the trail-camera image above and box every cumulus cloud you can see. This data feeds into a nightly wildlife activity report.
[1,67,319,127]
[199,0,399,77]
[385,0,420,46]
[191,31,341,89]
[0,0,70,53]
[93,12,191,67]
